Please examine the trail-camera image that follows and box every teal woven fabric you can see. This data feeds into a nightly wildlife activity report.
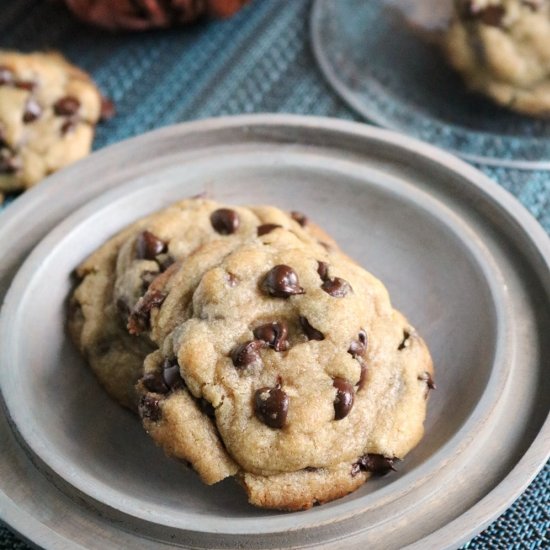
[0,0,548,547]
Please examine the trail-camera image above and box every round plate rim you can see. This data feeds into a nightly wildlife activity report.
[0,114,548,549]
[309,0,550,171]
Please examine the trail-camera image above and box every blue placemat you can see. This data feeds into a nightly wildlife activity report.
[0,0,548,548]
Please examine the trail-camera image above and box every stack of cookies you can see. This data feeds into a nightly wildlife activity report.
[69,197,434,511]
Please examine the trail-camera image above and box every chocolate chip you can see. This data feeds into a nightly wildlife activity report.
[210,208,240,235]
[0,66,14,85]
[348,329,367,357]
[0,149,19,174]
[299,316,324,341]
[333,378,354,420]
[321,277,352,298]
[136,230,167,260]
[304,466,318,472]
[291,211,307,226]
[263,265,304,298]
[54,96,81,116]
[138,395,162,422]
[162,357,185,391]
[317,261,329,281]
[253,321,289,352]
[398,330,411,351]
[16,81,35,92]
[199,398,216,419]
[231,340,265,368]
[142,371,169,394]
[99,96,116,121]
[460,1,505,26]
[60,119,75,136]
[257,223,282,236]
[127,289,166,334]
[478,5,505,25]
[226,272,238,287]
[254,386,289,429]
[351,454,396,477]
[418,371,436,397]
[22,98,41,123]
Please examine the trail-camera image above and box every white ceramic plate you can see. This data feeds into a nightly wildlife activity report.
[0,115,548,549]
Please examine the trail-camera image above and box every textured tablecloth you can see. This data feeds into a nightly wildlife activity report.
[0,0,548,548]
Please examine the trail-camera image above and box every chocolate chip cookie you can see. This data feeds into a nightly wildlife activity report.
[69,198,337,410]
[443,0,550,116]
[0,51,112,200]
[133,214,434,509]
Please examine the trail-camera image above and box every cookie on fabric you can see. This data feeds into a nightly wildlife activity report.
[0,51,112,199]
[443,0,550,117]
[69,198,336,410]
[135,216,434,509]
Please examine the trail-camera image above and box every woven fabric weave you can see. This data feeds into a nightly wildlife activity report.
[0,0,548,547]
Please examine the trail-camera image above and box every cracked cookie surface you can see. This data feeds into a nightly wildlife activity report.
[443,0,550,116]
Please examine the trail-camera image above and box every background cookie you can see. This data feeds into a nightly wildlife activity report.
[0,50,111,200]
[443,0,550,117]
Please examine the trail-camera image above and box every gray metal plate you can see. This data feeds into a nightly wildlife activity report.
[0,115,548,549]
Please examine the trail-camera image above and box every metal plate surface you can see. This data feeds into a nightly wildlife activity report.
[0,115,548,549]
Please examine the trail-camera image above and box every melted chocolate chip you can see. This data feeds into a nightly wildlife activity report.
[99,97,116,120]
[60,119,75,136]
[460,1,505,26]
[253,321,289,352]
[291,211,307,226]
[231,340,265,368]
[299,316,324,341]
[257,223,282,236]
[22,98,41,123]
[16,81,35,92]
[263,265,304,298]
[348,329,367,357]
[333,378,354,420]
[254,386,289,429]
[321,277,352,298]
[225,272,238,287]
[418,371,436,397]
[398,330,411,351]
[142,371,169,394]
[127,289,166,334]
[54,96,81,116]
[351,454,396,477]
[162,357,185,391]
[199,398,216,419]
[317,261,329,281]
[136,230,167,260]
[210,208,240,235]
[0,66,14,85]
[138,395,162,422]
